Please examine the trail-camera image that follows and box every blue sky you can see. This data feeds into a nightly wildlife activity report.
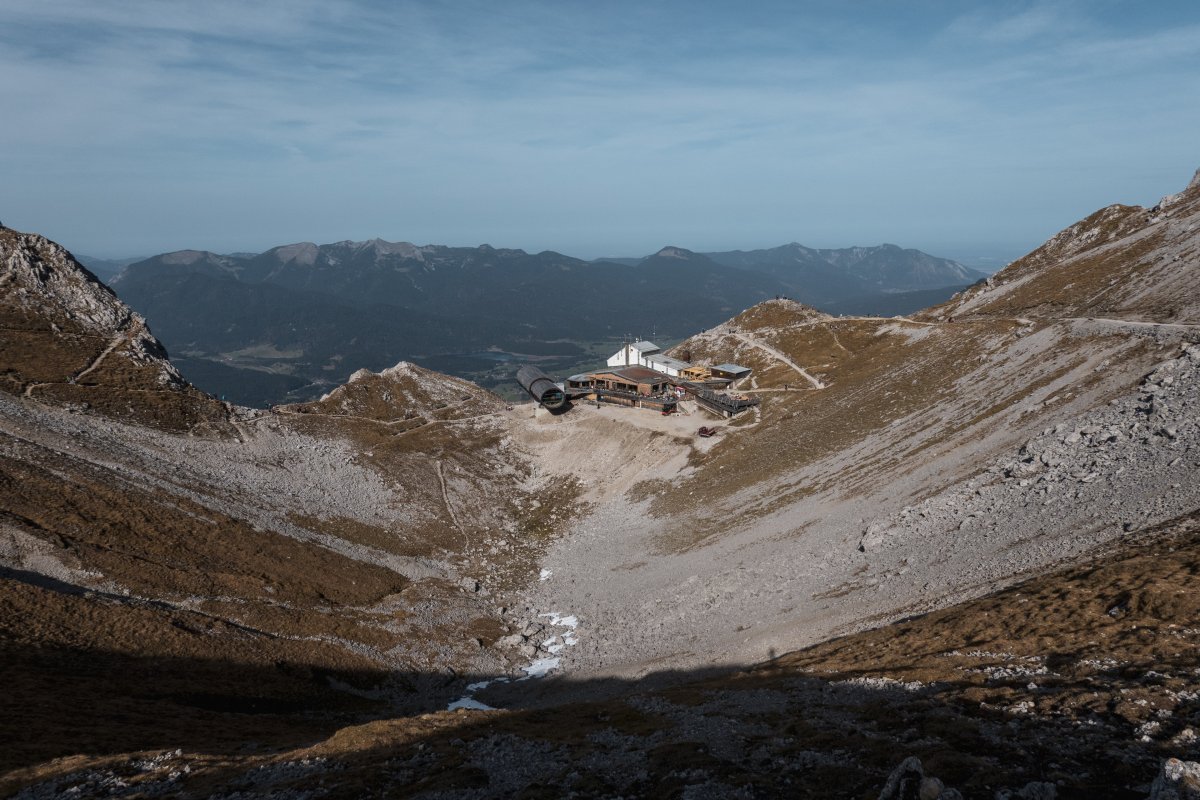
[2,1,1198,266]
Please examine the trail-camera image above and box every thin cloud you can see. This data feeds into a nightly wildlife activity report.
[945,3,1080,44]
[2,1,1198,258]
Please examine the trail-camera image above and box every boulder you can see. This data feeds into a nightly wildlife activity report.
[1150,758,1200,800]
[878,757,962,800]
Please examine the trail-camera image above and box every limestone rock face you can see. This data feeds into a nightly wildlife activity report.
[4,226,134,331]
[1151,759,1200,800]
[0,224,223,428]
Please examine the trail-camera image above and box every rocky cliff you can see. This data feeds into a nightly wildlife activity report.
[0,225,225,430]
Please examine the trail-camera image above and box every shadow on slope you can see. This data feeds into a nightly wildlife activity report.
[7,509,1200,797]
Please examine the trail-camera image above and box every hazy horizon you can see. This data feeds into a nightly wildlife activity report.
[68,236,1026,274]
[4,1,1198,265]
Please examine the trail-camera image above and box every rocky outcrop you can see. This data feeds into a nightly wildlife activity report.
[0,225,223,429]
[4,226,141,333]
[861,343,1200,553]
[1151,759,1200,800]
[294,359,502,421]
[877,756,962,800]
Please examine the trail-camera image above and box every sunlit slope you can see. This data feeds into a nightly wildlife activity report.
[504,173,1196,680]
[926,170,1200,323]
[648,172,1200,546]
[656,299,1168,552]
[276,362,580,593]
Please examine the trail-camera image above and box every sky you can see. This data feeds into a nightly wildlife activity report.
[2,1,1199,267]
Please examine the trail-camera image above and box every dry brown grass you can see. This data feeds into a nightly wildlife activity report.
[0,561,395,778]
[965,228,1167,320]
[641,293,1174,554]
[18,510,1194,797]
[0,445,406,607]
[925,184,1200,325]
[294,363,502,422]
[645,318,1020,549]
[280,410,584,593]
[2,227,231,432]
[771,508,1200,750]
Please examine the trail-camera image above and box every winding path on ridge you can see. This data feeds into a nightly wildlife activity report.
[726,316,1200,396]
[22,329,130,398]
[731,332,826,389]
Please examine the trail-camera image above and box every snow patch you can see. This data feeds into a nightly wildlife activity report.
[522,656,561,678]
[443,611,581,709]
[515,612,580,679]
[446,676,510,712]
[448,697,495,711]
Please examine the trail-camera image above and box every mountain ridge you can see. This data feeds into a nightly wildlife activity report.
[108,237,979,404]
[4,171,1200,796]
[109,240,786,404]
[925,167,1200,324]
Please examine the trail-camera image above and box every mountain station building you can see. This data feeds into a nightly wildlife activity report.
[607,341,661,369]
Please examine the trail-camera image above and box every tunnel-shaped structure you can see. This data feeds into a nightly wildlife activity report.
[516,365,568,410]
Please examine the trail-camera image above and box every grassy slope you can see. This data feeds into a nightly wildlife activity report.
[9,509,1197,797]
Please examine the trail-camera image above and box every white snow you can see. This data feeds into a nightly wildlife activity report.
[521,656,562,678]
[444,610,581,706]
[541,612,577,628]
[447,697,495,711]
[445,676,510,712]
[539,568,552,581]
[542,614,579,649]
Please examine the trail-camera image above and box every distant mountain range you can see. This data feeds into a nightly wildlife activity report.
[703,242,985,300]
[106,239,985,405]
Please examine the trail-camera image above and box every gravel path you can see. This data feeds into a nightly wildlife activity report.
[731,331,826,388]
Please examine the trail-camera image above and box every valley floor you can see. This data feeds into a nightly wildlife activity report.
[507,334,1200,687]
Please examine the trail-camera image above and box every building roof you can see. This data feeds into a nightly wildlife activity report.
[645,354,691,370]
[630,341,660,353]
[593,366,672,384]
[711,363,752,376]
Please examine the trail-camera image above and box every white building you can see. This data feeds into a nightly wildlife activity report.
[607,340,660,369]
[605,341,698,378]
[644,353,690,378]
